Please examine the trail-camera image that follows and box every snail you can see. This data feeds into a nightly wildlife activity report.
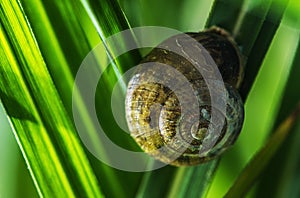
[125,27,244,166]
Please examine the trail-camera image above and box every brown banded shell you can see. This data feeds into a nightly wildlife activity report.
[125,27,244,166]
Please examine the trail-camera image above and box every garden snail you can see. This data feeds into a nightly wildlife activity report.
[125,27,244,166]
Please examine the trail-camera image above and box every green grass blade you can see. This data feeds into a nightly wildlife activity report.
[0,1,102,197]
[254,4,300,195]
[271,47,300,198]
[208,1,297,196]
[18,1,131,196]
[225,103,300,198]
[206,0,289,100]
[167,161,219,198]
[0,103,38,197]
[129,0,283,196]
[135,162,177,198]
[20,0,145,196]
[238,0,290,99]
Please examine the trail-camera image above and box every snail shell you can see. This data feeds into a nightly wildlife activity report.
[125,27,244,166]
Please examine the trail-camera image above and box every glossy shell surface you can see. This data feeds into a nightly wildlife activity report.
[125,27,244,166]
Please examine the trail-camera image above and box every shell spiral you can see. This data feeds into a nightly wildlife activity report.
[125,27,244,166]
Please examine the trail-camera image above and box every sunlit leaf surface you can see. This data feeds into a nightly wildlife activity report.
[0,0,299,197]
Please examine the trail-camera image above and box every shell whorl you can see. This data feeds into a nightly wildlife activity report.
[125,27,244,166]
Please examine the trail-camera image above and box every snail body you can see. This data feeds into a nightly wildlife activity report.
[125,27,244,166]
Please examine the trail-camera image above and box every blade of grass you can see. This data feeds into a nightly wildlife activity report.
[0,103,35,197]
[19,0,145,197]
[237,0,290,99]
[274,122,300,197]
[206,0,290,100]
[76,0,146,196]
[208,2,297,195]
[18,1,132,196]
[206,0,245,32]
[0,1,102,197]
[255,7,300,195]
[272,58,300,196]
[78,0,143,150]
[135,161,177,198]
[133,0,280,196]
[170,0,290,197]
[167,161,219,198]
[171,0,283,196]
[225,103,300,198]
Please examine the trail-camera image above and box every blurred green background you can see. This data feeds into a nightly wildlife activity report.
[1,0,300,197]
[0,103,38,197]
